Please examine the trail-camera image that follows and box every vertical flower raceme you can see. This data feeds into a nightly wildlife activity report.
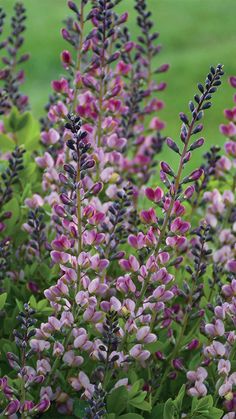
[0,2,29,113]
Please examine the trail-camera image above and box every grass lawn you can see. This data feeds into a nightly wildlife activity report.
[1,0,236,166]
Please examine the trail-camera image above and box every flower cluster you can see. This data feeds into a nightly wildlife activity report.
[0,1,236,418]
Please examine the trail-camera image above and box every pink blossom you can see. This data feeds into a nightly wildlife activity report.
[218,359,231,376]
[25,194,44,209]
[35,152,54,169]
[136,326,156,343]
[145,186,164,203]
[129,344,150,362]
[188,381,208,397]
[119,255,140,272]
[41,128,60,145]
[140,208,157,224]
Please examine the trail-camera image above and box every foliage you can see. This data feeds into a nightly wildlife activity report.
[0,1,235,419]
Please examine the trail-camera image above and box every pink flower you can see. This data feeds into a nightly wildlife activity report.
[30,339,50,352]
[63,350,83,367]
[140,208,157,224]
[170,217,190,234]
[218,359,231,376]
[107,133,127,150]
[51,78,69,94]
[41,128,60,145]
[25,194,44,209]
[129,344,150,362]
[119,255,140,272]
[51,251,70,264]
[128,233,145,249]
[220,122,236,137]
[145,186,164,203]
[227,260,236,274]
[187,367,208,382]
[35,152,54,169]
[229,76,236,88]
[188,381,207,397]
[37,359,51,375]
[136,326,156,343]
[116,60,132,75]
[149,116,165,131]
[222,279,236,297]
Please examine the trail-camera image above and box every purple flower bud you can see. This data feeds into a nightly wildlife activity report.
[91,182,103,195]
[7,352,20,371]
[124,41,134,53]
[28,281,40,294]
[229,76,236,88]
[21,400,34,412]
[61,50,72,65]
[59,173,68,185]
[189,168,204,181]
[192,124,203,135]
[60,193,72,205]
[119,12,128,24]
[2,211,12,219]
[61,28,70,41]
[31,398,50,413]
[183,151,191,163]
[184,185,195,199]
[189,137,205,151]
[67,1,79,13]
[4,400,20,415]
[179,112,189,125]
[160,161,174,176]
[107,51,120,64]
[155,63,169,73]
[187,339,199,350]
[82,159,95,170]
[54,204,66,218]
[155,351,165,360]
[172,358,184,371]
[166,137,180,154]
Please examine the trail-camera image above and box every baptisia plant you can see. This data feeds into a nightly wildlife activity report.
[0,0,236,418]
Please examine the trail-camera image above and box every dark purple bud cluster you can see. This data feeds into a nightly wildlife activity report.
[0,146,25,208]
[64,112,94,183]
[102,185,133,259]
[84,383,107,419]
[135,0,161,66]
[14,303,36,351]
[180,65,224,146]
[99,310,120,365]
[188,224,213,281]
[24,208,48,261]
[0,2,29,112]
[87,0,124,70]
[0,238,11,288]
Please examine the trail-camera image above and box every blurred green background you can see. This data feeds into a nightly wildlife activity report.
[1,0,236,160]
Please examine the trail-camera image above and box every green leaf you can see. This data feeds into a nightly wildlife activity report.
[191,396,213,414]
[173,385,185,411]
[129,399,151,412]
[3,197,21,234]
[73,400,88,418]
[107,386,128,415]
[0,292,7,310]
[208,407,224,419]
[0,134,15,152]
[129,391,147,404]
[8,107,20,131]
[128,381,141,398]
[163,399,179,419]
[119,414,143,419]
[149,403,165,418]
